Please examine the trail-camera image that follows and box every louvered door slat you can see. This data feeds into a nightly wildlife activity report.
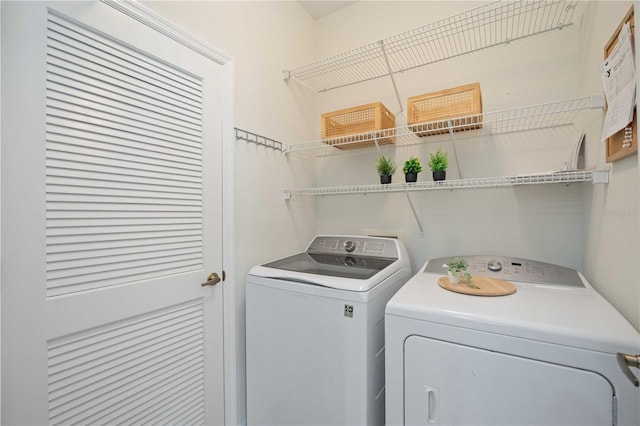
[47,196,201,211]
[46,63,202,120]
[46,204,202,215]
[47,97,202,145]
[47,116,202,154]
[46,79,202,129]
[47,238,201,260]
[46,210,202,219]
[47,90,203,138]
[45,46,202,115]
[45,139,201,175]
[50,334,203,409]
[51,344,204,424]
[46,91,202,145]
[46,41,202,110]
[46,235,202,256]
[82,361,203,425]
[47,219,201,231]
[46,221,202,235]
[51,345,204,418]
[46,229,203,246]
[49,303,202,360]
[46,125,201,159]
[137,387,204,426]
[47,84,202,135]
[46,176,202,196]
[47,165,201,187]
[47,14,202,95]
[48,255,200,291]
[47,246,202,272]
[48,300,205,425]
[47,264,202,296]
[46,184,201,201]
[46,204,201,214]
[46,17,202,99]
[50,329,203,390]
[46,164,201,190]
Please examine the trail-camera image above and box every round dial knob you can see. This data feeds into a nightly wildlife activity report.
[487,259,502,272]
[344,240,357,253]
[344,256,357,267]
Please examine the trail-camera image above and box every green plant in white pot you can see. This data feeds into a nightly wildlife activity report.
[376,155,396,184]
[428,148,448,181]
[443,257,472,284]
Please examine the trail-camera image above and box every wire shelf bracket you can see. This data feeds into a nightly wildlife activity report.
[284,0,579,93]
[405,192,424,236]
[235,128,290,153]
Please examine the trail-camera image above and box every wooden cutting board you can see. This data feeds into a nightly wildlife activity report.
[438,276,517,296]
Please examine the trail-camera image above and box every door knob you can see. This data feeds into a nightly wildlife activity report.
[201,272,221,287]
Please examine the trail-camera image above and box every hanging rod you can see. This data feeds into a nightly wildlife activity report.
[235,128,290,153]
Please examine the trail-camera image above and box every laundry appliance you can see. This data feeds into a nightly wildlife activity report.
[246,235,411,426]
[385,255,640,426]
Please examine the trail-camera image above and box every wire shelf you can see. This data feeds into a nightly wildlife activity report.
[289,95,603,155]
[283,169,608,197]
[285,0,578,92]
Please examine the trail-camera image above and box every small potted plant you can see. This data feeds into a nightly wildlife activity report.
[402,156,422,182]
[443,257,472,284]
[376,155,396,184]
[428,148,448,181]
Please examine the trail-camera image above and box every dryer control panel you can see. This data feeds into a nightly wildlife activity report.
[424,255,584,287]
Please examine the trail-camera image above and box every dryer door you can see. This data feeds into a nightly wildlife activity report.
[404,336,613,426]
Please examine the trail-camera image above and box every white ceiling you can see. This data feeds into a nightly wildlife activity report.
[298,1,358,19]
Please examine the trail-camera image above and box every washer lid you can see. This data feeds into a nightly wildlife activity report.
[249,253,399,291]
[263,252,395,279]
[248,235,408,292]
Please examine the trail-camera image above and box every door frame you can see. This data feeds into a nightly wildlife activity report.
[99,1,238,423]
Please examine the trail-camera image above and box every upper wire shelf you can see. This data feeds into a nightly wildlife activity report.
[289,95,604,156]
[284,0,579,92]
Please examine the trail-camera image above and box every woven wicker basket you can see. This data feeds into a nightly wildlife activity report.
[408,83,482,137]
[321,102,396,150]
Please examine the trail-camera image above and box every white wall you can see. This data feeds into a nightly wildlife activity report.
[141,2,319,424]
[313,2,591,272]
[579,1,639,330]
[311,1,639,330]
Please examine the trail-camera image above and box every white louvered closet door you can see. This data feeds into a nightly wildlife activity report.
[2,2,225,425]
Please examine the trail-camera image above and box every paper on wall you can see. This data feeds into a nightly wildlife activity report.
[600,21,636,142]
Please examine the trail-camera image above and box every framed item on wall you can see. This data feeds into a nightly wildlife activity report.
[604,5,637,163]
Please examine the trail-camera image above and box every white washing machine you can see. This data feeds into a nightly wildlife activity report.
[246,235,411,426]
[385,255,640,426]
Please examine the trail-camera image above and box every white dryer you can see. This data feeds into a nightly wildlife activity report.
[385,255,640,426]
[246,235,411,426]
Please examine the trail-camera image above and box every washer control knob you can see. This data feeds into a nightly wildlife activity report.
[487,259,502,272]
[344,240,357,253]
